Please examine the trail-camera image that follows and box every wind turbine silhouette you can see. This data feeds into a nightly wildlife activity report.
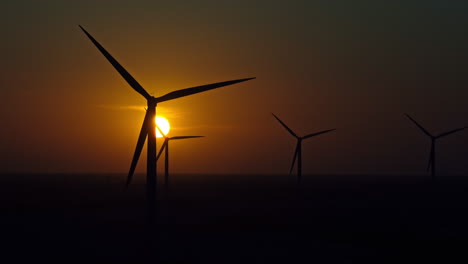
[79,25,255,224]
[272,113,336,184]
[405,113,467,180]
[155,125,203,187]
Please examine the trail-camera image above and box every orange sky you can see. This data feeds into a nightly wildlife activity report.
[2,1,468,175]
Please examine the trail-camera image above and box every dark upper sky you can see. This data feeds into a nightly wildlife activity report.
[2,0,468,175]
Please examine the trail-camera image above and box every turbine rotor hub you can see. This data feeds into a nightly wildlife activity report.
[147,98,158,108]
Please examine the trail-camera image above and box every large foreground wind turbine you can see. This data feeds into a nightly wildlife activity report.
[79,25,255,223]
[405,113,467,180]
[272,113,335,183]
[156,126,203,187]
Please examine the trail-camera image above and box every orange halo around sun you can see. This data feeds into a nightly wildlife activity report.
[155,116,170,138]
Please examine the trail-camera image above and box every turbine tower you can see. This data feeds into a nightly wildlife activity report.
[79,25,255,224]
[405,113,467,180]
[272,113,335,184]
[156,126,203,187]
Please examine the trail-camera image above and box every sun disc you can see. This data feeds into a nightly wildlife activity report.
[155,116,170,138]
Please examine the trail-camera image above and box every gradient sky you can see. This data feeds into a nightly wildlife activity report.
[2,0,468,175]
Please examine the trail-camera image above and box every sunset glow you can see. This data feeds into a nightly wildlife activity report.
[155,116,170,138]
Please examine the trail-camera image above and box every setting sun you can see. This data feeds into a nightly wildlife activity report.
[155,116,170,138]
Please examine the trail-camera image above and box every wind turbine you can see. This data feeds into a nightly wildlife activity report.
[405,113,467,180]
[155,125,203,187]
[272,113,336,184]
[79,25,255,224]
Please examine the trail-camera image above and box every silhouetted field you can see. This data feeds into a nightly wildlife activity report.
[1,173,468,263]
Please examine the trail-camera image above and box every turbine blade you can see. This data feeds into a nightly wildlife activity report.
[272,113,298,138]
[79,25,152,100]
[289,141,300,175]
[169,136,204,140]
[405,113,432,138]
[156,124,167,138]
[155,78,255,103]
[156,139,169,161]
[436,126,468,139]
[126,111,150,186]
[303,128,336,139]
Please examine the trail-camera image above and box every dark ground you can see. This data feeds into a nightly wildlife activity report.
[1,173,468,263]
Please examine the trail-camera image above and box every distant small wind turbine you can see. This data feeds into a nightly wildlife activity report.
[272,113,336,183]
[156,125,203,187]
[405,113,467,180]
[79,25,255,224]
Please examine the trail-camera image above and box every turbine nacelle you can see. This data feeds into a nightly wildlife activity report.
[147,98,158,108]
